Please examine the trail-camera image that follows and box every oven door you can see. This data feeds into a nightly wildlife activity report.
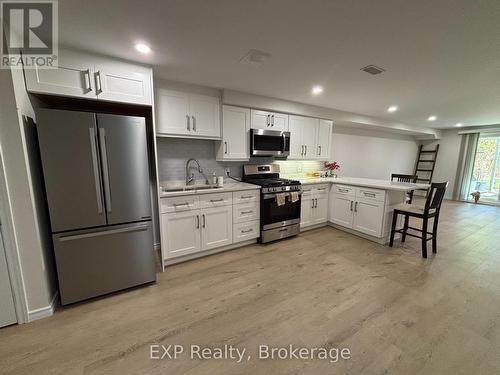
[251,129,290,157]
[261,191,301,229]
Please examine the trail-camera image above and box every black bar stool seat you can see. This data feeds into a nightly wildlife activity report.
[389,182,448,258]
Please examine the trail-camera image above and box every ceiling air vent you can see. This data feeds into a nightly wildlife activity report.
[361,65,386,75]
[239,49,272,67]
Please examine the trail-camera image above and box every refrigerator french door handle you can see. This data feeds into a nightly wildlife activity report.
[99,128,112,213]
[88,127,103,214]
[58,224,149,242]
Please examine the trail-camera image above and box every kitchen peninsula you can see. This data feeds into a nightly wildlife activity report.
[299,177,429,243]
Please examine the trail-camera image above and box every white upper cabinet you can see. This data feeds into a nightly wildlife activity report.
[250,110,288,131]
[289,115,318,159]
[189,94,221,138]
[316,119,332,160]
[289,115,304,158]
[156,90,190,135]
[156,89,221,139]
[302,117,318,159]
[24,49,152,105]
[24,49,95,99]
[94,60,152,105]
[289,115,332,160]
[216,105,250,161]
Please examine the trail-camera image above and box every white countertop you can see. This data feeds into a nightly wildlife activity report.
[298,177,429,192]
[159,181,260,198]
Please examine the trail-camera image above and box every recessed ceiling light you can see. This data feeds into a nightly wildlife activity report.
[455,123,463,127]
[135,43,151,54]
[427,116,437,121]
[311,85,324,95]
[387,105,398,113]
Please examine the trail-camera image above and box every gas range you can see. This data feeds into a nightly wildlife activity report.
[242,164,302,243]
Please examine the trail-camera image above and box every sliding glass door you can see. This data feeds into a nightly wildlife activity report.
[468,135,500,204]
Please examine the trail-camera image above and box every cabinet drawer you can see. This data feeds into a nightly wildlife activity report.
[161,196,199,213]
[233,190,260,204]
[315,184,330,196]
[356,188,385,202]
[333,184,355,197]
[199,192,232,208]
[233,203,260,223]
[233,220,259,243]
[301,186,314,198]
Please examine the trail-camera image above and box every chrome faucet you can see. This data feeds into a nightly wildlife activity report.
[185,158,209,185]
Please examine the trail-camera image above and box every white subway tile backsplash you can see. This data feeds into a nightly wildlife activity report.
[156,138,326,183]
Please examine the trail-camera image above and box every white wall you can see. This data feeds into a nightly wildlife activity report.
[0,66,57,321]
[331,127,419,180]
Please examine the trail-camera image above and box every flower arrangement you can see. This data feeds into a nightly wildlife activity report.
[324,161,340,171]
[324,161,340,177]
[471,191,480,203]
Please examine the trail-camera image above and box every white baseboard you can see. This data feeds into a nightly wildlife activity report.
[300,222,328,232]
[163,239,257,266]
[327,222,400,245]
[27,291,58,322]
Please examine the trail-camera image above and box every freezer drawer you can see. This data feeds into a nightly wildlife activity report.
[53,222,156,305]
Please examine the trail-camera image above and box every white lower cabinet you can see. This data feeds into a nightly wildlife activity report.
[313,195,329,225]
[352,200,384,237]
[201,206,233,250]
[301,184,329,229]
[233,221,259,243]
[161,211,201,258]
[330,195,354,228]
[161,190,260,262]
[329,185,386,238]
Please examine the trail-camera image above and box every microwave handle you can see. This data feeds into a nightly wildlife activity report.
[281,133,286,152]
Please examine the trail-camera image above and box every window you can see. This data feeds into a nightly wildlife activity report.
[468,135,500,203]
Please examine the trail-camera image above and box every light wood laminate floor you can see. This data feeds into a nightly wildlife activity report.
[1,200,500,374]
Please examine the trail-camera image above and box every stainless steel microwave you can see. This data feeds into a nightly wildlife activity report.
[250,129,290,157]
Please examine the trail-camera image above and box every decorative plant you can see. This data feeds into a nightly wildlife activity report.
[324,161,340,171]
[324,161,340,177]
[471,191,480,203]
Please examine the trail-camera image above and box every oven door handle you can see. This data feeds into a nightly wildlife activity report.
[263,192,302,200]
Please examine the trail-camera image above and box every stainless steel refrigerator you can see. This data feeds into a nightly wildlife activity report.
[37,109,156,305]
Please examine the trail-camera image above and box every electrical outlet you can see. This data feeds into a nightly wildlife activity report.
[224,168,231,177]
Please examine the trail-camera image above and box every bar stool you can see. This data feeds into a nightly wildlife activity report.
[391,173,418,203]
[389,182,448,258]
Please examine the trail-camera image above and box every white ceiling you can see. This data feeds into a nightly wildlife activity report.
[58,0,500,129]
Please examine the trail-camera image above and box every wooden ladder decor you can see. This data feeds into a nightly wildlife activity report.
[414,144,440,188]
